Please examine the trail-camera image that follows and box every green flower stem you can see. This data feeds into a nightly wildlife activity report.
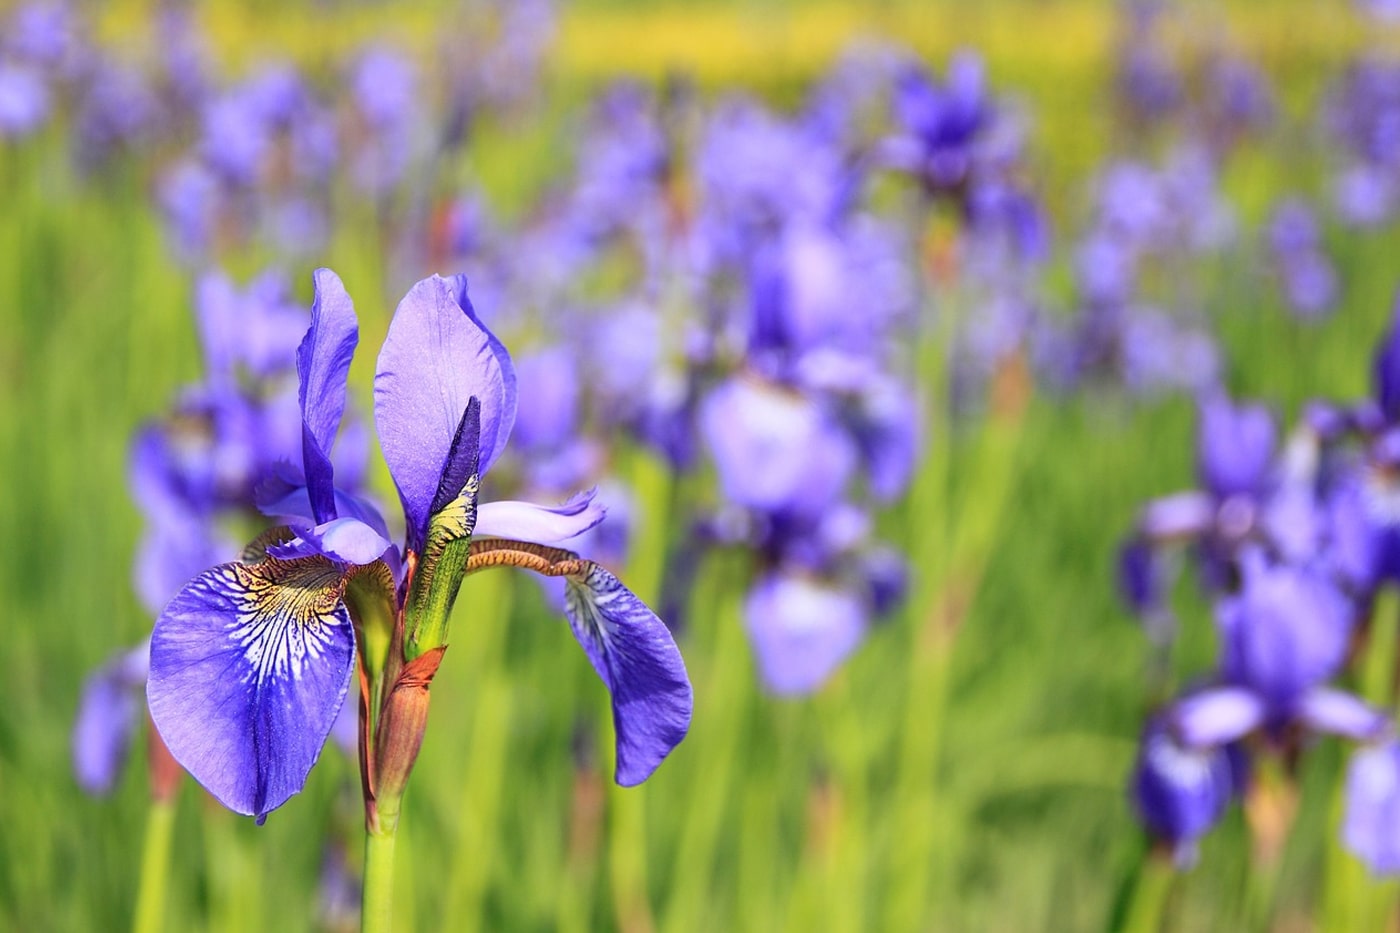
[132,797,176,933]
[1119,853,1175,933]
[363,815,399,933]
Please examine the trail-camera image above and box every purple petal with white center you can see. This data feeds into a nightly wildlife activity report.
[1299,688,1392,741]
[374,275,516,549]
[298,269,358,523]
[474,490,605,546]
[268,517,394,566]
[562,563,691,785]
[1173,687,1266,748]
[744,572,867,695]
[1132,717,1237,862]
[1345,741,1400,874]
[72,642,150,795]
[147,556,355,820]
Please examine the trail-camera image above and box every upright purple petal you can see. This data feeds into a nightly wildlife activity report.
[374,275,516,548]
[147,556,355,819]
[1217,559,1354,708]
[299,269,359,524]
[442,274,517,465]
[1197,394,1276,499]
[562,563,691,785]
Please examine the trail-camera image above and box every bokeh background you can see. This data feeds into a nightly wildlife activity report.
[5,0,1400,930]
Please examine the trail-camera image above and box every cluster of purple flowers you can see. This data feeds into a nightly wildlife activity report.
[1323,58,1400,229]
[74,271,338,793]
[41,0,1400,887]
[451,45,1055,693]
[1119,304,1400,870]
[1265,199,1339,320]
[1038,146,1228,396]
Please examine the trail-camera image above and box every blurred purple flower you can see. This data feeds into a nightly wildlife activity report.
[1344,740,1400,874]
[700,377,855,516]
[1196,394,1276,500]
[0,62,49,137]
[1131,716,1238,866]
[6,2,76,68]
[744,571,867,695]
[72,642,149,795]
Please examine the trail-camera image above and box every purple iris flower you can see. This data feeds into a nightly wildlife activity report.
[744,571,868,695]
[700,376,855,517]
[1203,55,1274,141]
[197,271,308,383]
[349,47,417,194]
[157,159,222,261]
[6,2,75,68]
[1131,716,1239,866]
[1124,394,1307,601]
[0,62,49,138]
[890,51,988,194]
[1170,554,1383,749]
[512,345,580,452]
[1267,200,1337,319]
[1344,740,1400,873]
[74,59,161,170]
[1333,164,1395,228]
[147,270,692,820]
[72,641,150,794]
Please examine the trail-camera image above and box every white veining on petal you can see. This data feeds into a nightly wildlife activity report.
[203,561,346,686]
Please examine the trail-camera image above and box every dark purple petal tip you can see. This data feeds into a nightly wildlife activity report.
[563,564,692,785]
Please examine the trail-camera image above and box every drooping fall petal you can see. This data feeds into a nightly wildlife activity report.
[562,563,691,785]
[147,554,356,820]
